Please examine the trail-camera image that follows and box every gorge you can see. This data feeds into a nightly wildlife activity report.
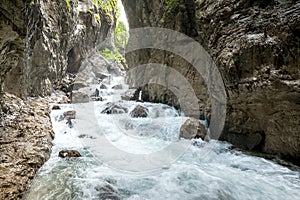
[0,0,299,199]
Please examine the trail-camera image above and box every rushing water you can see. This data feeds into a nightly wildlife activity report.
[25,76,300,200]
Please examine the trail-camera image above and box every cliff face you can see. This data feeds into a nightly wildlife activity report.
[0,0,113,98]
[0,0,115,198]
[122,0,300,164]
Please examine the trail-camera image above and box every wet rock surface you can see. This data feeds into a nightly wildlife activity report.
[0,93,54,200]
[63,110,76,120]
[122,0,300,164]
[121,89,138,101]
[101,102,128,114]
[180,118,207,140]
[71,91,90,103]
[1,0,113,98]
[0,0,116,198]
[130,105,149,118]
[58,150,82,158]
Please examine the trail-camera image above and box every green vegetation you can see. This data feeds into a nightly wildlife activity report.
[114,21,128,49]
[96,0,127,64]
[95,13,101,23]
[90,0,119,21]
[65,0,71,11]
[91,0,117,12]
[165,0,176,7]
[29,1,35,6]
[99,48,125,63]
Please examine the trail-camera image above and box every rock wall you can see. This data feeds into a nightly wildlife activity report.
[0,0,114,98]
[0,0,116,198]
[122,0,300,164]
[0,94,54,199]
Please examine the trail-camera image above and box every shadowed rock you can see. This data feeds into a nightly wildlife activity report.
[101,103,128,114]
[52,105,61,110]
[130,105,148,118]
[180,117,207,140]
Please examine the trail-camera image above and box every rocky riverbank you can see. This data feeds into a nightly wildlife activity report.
[0,93,56,199]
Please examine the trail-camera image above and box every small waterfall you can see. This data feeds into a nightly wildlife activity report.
[138,90,142,101]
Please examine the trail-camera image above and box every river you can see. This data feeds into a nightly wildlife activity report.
[24,75,300,200]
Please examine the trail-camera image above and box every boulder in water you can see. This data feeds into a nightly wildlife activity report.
[101,103,128,114]
[58,150,81,158]
[130,105,148,118]
[52,105,61,110]
[180,117,207,140]
[63,110,76,120]
[121,89,138,100]
[71,91,89,103]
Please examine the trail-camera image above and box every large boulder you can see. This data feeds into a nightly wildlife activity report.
[101,103,128,114]
[130,105,148,118]
[71,91,89,103]
[180,118,207,140]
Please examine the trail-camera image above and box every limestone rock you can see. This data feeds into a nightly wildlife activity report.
[122,0,300,164]
[71,91,89,103]
[130,105,149,118]
[58,150,81,158]
[101,103,128,114]
[63,110,76,120]
[180,118,207,140]
[0,93,53,200]
[1,0,114,98]
[121,89,138,101]
[95,184,120,199]
[0,0,117,198]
